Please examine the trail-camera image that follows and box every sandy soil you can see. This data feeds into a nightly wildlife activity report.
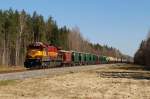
[0,64,150,99]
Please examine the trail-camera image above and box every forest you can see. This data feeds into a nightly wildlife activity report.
[0,9,125,66]
[134,32,150,66]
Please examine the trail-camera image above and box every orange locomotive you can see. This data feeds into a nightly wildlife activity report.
[24,42,62,68]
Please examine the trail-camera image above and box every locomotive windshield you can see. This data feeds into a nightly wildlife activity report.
[27,45,43,51]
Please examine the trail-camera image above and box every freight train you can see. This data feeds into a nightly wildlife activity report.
[24,42,127,69]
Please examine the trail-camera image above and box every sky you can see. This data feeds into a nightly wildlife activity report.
[0,0,150,56]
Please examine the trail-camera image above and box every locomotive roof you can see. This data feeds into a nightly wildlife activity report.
[28,42,46,47]
[59,50,71,53]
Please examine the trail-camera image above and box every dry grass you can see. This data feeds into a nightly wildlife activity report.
[0,64,150,99]
[0,80,17,86]
[0,66,26,73]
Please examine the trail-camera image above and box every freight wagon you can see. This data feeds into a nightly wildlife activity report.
[59,50,72,66]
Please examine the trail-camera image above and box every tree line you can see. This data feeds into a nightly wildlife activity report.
[134,32,150,66]
[0,9,125,66]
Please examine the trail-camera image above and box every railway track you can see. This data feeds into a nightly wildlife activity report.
[0,64,117,81]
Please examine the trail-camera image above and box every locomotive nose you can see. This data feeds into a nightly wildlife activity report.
[27,50,42,58]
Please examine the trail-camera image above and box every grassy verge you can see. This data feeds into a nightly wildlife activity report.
[0,66,26,73]
[111,64,150,71]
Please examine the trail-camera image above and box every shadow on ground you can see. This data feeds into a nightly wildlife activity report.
[97,64,150,80]
[97,71,150,80]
